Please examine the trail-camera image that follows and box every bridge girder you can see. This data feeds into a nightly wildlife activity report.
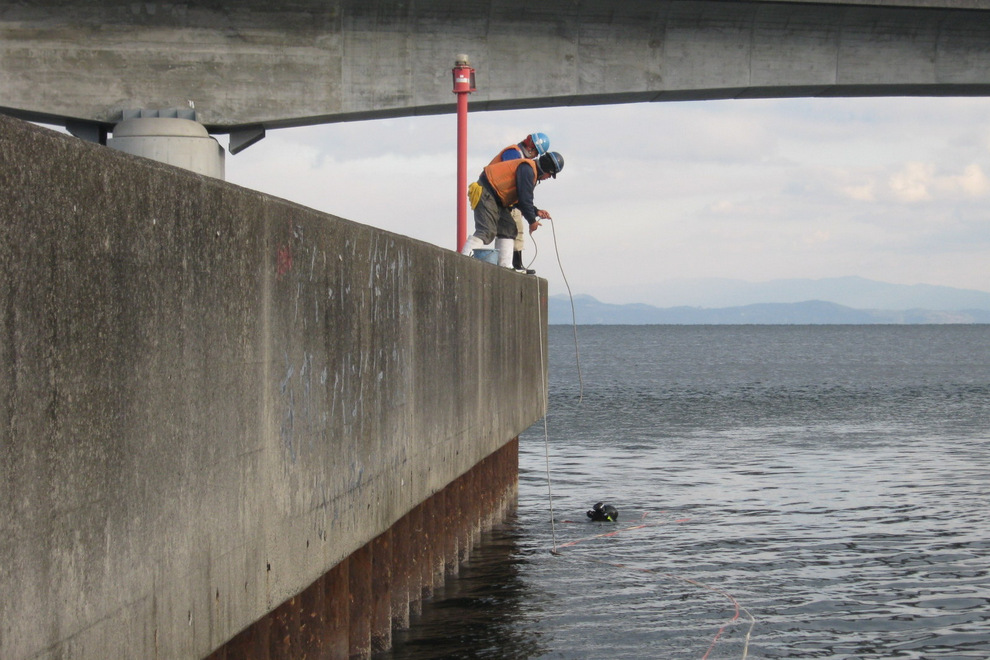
[2,0,990,135]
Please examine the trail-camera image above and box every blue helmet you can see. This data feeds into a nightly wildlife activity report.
[528,132,550,155]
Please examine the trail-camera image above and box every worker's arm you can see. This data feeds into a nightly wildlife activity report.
[514,162,539,225]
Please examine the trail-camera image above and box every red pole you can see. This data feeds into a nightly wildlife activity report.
[452,55,476,252]
[456,91,469,252]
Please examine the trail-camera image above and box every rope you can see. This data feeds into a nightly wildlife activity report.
[525,227,538,270]
[527,216,584,553]
[525,224,752,657]
[534,271,559,552]
[552,517,756,659]
[529,220,584,402]
[546,216,584,403]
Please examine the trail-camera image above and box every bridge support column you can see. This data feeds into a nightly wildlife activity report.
[107,116,225,179]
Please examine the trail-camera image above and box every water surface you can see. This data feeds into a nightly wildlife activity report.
[386,326,990,659]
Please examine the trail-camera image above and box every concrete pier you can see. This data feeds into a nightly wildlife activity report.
[0,115,546,659]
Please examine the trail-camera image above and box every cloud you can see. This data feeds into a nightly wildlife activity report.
[882,160,990,204]
[817,161,990,206]
[888,161,934,203]
[939,163,990,198]
[839,181,877,202]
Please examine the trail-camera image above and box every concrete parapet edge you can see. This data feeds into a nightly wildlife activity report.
[0,115,547,659]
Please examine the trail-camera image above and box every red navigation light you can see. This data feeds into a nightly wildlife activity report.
[452,57,476,94]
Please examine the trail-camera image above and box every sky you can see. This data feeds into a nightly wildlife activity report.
[222,96,990,307]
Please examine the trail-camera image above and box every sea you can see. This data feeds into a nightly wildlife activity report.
[383,325,990,659]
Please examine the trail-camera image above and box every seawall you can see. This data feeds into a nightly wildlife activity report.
[0,114,548,658]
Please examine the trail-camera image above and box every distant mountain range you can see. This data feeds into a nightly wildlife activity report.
[548,278,990,325]
[593,276,990,311]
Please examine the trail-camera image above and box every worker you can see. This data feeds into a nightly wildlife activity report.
[461,151,564,269]
[486,133,550,273]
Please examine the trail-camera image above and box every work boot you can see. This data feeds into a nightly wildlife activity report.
[460,235,486,256]
[495,238,514,268]
[513,250,535,274]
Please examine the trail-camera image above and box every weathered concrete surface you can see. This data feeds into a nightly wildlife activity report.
[0,114,547,659]
[2,0,990,133]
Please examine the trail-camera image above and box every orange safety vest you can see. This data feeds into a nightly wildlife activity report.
[482,158,538,207]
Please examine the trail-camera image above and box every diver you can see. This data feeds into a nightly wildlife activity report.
[586,502,619,522]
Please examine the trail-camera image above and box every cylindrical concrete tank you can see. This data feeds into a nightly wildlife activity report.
[108,117,225,179]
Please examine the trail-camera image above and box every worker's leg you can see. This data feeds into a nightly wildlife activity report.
[461,191,498,255]
[460,234,487,255]
[495,238,514,268]
[495,207,518,268]
[512,209,526,270]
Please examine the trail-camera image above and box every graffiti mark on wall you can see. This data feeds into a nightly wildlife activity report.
[276,244,293,279]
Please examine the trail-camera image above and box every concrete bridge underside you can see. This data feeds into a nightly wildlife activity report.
[3,0,990,141]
